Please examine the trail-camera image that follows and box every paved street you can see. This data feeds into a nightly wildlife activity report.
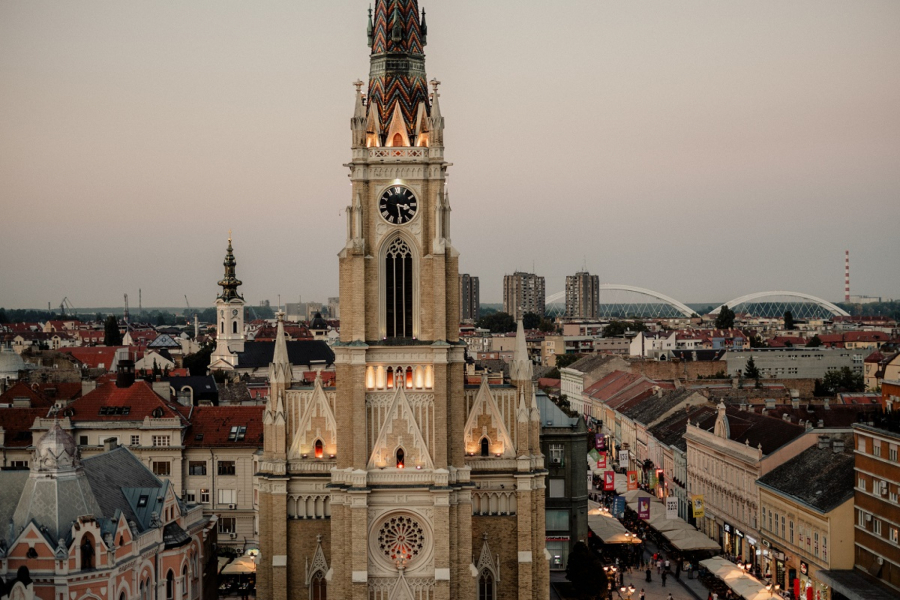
[551,537,710,600]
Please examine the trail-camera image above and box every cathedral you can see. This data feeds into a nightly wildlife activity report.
[256,2,549,598]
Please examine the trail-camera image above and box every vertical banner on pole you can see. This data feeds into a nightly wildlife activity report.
[627,471,638,491]
[613,496,626,517]
[638,497,651,520]
[666,497,678,520]
[691,495,705,518]
[597,453,607,469]
[603,471,615,491]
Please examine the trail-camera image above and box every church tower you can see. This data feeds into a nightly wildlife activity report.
[211,233,245,367]
[257,4,548,599]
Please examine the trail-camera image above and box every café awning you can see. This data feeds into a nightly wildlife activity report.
[221,556,257,575]
[700,557,768,599]
[587,502,641,544]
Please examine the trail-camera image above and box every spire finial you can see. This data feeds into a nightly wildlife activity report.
[354,79,365,94]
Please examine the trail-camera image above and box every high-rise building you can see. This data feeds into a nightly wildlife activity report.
[459,274,479,322]
[503,271,546,319]
[256,4,549,599]
[565,271,599,318]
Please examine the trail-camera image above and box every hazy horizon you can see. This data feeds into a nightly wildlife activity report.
[2,1,899,310]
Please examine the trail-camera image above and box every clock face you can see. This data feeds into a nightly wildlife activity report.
[379,186,418,225]
[231,309,238,317]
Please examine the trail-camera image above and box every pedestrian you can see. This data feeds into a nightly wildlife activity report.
[646,567,652,582]
[665,558,670,572]
[657,559,662,574]
[662,571,667,587]
[639,590,645,600]
[667,594,674,600]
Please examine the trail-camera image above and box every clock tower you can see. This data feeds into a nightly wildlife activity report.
[257,3,548,599]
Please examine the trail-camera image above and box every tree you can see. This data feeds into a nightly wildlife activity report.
[743,356,761,380]
[784,310,795,331]
[806,335,822,348]
[715,306,736,329]
[522,312,542,330]
[0,308,7,324]
[566,541,606,599]
[603,320,647,337]
[822,367,865,394]
[476,312,516,333]
[104,316,122,346]
[183,343,214,376]
[555,354,583,370]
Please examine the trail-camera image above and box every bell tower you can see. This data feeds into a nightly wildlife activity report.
[211,233,245,366]
[257,4,548,599]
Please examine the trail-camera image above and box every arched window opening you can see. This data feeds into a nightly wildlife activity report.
[386,367,394,389]
[120,592,126,600]
[140,581,145,600]
[479,571,495,600]
[314,439,324,459]
[166,570,175,600]
[392,133,404,147]
[220,321,224,334]
[182,565,188,596]
[232,321,238,334]
[480,437,490,457]
[311,571,327,600]
[384,237,413,338]
[396,447,405,469]
[405,367,413,389]
[80,534,95,569]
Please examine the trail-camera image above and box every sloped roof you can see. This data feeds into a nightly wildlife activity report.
[59,346,124,370]
[757,442,855,512]
[183,406,264,448]
[537,392,582,429]
[621,389,700,426]
[694,407,806,455]
[0,382,54,408]
[564,353,619,376]
[84,447,165,531]
[649,405,718,452]
[0,407,48,446]
[236,340,334,369]
[65,380,180,421]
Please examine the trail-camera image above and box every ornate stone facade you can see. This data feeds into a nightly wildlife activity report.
[256,3,548,599]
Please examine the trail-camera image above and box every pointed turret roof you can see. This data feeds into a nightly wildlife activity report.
[366,0,431,142]
[217,232,243,301]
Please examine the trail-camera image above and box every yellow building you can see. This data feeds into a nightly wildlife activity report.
[756,436,856,600]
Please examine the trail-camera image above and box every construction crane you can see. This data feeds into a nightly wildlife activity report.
[184,295,196,320]
[59,297,74,317]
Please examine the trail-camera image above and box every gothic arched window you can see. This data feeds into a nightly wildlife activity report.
[182,564,188,596]
[480,437,490,457]
[232,321,238,334]
[396,447,405,468]
[479,571,495,600]
[314,439,324,459]
[166,570,174,600]
[384,237,413,339]
[310,571,327,600]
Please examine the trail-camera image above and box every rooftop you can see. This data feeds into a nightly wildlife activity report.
[757,439,855,512]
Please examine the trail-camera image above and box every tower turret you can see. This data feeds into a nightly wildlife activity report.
[211,232,245,364]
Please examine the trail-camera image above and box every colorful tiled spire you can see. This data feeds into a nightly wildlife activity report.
[366,0,430,143]
[217,232,243,301]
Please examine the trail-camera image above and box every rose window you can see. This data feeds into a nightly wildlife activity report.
[377,515,425,563]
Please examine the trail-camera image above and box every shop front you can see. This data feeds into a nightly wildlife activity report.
[723,522,740,557]
[798,560,830,600]
[761,539,788,592]
[546,536,571,570]
[745,534,760,572]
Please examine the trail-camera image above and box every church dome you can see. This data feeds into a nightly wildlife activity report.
[310,313,328,331]
[0,346,25,379]
[34,422,82,472]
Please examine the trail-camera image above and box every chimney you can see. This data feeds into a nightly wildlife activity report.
[823,398,830,410]
[152,380,171,400]
[104,438,118,452]
[116,359,135,388]
[82,379,97,396]
[818,435,830,450]
[790,389,800,409]
[732,378,740,390]
[832,438,844,454]
[765,398,777,409]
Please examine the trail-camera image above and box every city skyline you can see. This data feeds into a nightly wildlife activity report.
[2,1,899,309]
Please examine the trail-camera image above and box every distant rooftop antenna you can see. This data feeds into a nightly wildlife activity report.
[844,250,850,302]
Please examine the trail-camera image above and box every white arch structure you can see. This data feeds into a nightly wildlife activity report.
[711,291,850,317]
[546,284,696,318]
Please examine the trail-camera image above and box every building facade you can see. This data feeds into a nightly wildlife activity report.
[459,274,480,323]
[256,4,549,599]
[503,272,545,319]
[564,272,599,319]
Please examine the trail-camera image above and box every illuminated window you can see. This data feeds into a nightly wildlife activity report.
[315,439,324,459]
[396,447,405,468]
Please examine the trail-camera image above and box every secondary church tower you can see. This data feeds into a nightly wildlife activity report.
[257,3,549,598]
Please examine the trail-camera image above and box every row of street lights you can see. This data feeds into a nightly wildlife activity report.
[602,565,637,599]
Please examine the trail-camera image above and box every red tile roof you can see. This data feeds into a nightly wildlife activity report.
[183,406,264,447]
[0,408,49,447]
[59,347,125,371]
[0,382,54,408]
[64,380,181,421]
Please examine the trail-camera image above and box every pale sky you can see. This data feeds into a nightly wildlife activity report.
[2,1,899,311]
